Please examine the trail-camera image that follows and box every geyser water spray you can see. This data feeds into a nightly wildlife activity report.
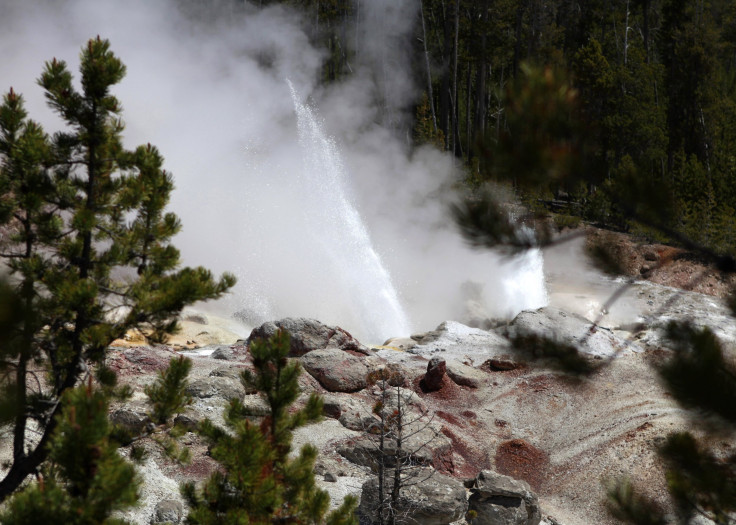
[288,81,411,341]
[0,0,548,343]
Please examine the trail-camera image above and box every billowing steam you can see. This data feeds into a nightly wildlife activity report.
[0,0,547,342]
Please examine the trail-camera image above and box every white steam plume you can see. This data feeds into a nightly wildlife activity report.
[0,0,547,342]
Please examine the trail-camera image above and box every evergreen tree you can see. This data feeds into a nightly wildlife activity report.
[183,329,357,524]
[0,382,139,525]
[0,37,235,502]
[145,355,193,426]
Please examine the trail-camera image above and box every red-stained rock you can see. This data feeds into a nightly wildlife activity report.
[423,356,446,391]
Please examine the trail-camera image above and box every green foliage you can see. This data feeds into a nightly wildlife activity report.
[495,63,584,190]
[183,330,358,524]
[438,3,736,522]
[413,93,444,149]
[507,332,597,377]
[660,322,736,426]
[0,37,234,503]
[145,356,193,425]
[659,432,736,522]
[0,383,140,525]
[605,478,667,525]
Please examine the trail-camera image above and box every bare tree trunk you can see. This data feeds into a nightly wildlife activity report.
[452,0,460,157]
[420,0,438,132]
[473,0,490,152]
[466,63,472,153]
[439,0,452,149]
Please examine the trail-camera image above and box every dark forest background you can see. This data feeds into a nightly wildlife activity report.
[265,0,736,253]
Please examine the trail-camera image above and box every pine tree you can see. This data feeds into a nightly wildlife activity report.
[0,381,140,525]
[145,355,193,425]
[0,37,235,503]
[183,329,358,524]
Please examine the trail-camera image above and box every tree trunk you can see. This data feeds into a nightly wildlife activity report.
[420,0,438,132]
[439,0,452,150]
[452,0,460,157]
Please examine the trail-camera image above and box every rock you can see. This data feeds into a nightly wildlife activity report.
[185,376,244,401]
[110,409,151,436]
[446,362,487,388]
[248,318,369,356]
[339,411,379,432]
[240,394,271,418]
[151,498,183,524]
[406,321,512,364]
[337,424,451,471]
[485,355,523,371]
[301,348,369,392]
[209,366,257,394]
[324,471,338,482]
[358,468,468,525]
[366,362,407,387]
[382,337,418,351]
[423,357,446,391]
[209,345,234,360]
[173,414,198,431]
[503,306,635,358]
[321,393,376,431]
[467,470,541,525]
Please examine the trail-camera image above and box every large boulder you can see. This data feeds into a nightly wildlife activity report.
[446,361,488,388]
[301,348,369,392]
[151,498,183,524]
[467,470,541,525]
[503,306,635,358]
[247,318,369,356]
[185,376,244,401]
[358,468,468,525]
[321,393,377,431]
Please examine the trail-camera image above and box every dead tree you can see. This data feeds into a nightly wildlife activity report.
[362,368,439,525]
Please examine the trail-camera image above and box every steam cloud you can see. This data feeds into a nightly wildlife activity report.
[0,0,547,342]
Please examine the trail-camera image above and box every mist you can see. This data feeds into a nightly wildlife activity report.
[0,0,547,342]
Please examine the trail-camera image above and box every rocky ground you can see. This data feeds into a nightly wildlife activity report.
[4,226,735,525]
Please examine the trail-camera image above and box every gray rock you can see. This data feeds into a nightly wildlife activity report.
[446,362,488,388]
[339,411,380,432]
[184,314,208,325]
[382,337,418,351]
[321,393,376,429]
[337,424,451,471]
[503,306,631,358]
[210,345,234,360]
[110,409,151,436]
[406,321,512,364]
[248,318,370,356]
[173,414,198,431]
[151,498,183,524]
[208,366,242,380]
[209,366,257,394]
[324,471,338,482]
[467,470,541,525]
[301,348,369,392]
[185,376,244,401]
[240,394,271,418]
[358,468,468,525]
